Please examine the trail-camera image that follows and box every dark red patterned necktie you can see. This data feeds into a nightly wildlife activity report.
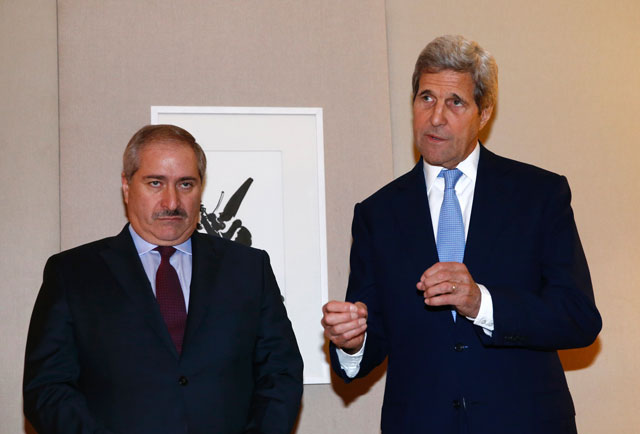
[154,246,187,354]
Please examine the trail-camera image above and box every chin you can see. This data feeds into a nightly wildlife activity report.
[421,153,447,166]
[149,229,186,244]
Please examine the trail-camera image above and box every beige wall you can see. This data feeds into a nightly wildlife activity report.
[386,1,640,432]
[3,0,638,433]
[0,0,59,433]
[56,1,392,434]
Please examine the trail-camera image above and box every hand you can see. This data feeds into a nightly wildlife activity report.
[416,262,481,318]
[321,301,367,353]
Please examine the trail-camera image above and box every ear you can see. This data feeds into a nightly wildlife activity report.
[479,105,494,130]
[121,172,130,205]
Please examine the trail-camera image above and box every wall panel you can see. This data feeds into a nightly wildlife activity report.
[0,1,59,433]
[58,1,392,432]
[386,1,640,432]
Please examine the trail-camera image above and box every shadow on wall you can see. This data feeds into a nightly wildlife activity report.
[330,360,388,406]
[321,339,387,406]
[24,418,36,434]
[559,337,602,371]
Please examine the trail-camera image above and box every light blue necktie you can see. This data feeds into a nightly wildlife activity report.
[436,168,465,321]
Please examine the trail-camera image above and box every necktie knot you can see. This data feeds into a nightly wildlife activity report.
[155,246,177,261]
[439,168,463,190]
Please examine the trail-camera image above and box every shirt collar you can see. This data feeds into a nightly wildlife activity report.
[128,225,193,256]
[423,142,480,194]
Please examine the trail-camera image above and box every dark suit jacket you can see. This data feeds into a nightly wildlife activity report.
[24,226,303,434]
[330,146,602,434]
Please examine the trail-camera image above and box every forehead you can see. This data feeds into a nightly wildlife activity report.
[417,70,475,97]
[137,140,198,172]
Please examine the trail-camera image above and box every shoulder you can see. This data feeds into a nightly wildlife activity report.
[358,162,423,210]
[481,147,569,190]
[46,233,119,266]
[191,230,268,260]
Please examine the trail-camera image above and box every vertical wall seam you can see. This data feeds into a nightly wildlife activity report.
[56,0,61,252]
[382,0,396,178]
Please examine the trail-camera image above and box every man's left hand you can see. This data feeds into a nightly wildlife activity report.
[416,262,481,318]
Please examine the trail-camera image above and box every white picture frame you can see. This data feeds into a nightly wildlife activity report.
[151,106,330,384]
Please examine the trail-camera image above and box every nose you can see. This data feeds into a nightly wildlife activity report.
[161,185,179,210]
[430,101,446,127]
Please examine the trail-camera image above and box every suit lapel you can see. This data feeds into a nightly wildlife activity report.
[99,226,180,358]
[393,161,439,272]
[183,232,224,349]
[464,146,517,275]
[394,161,457,329]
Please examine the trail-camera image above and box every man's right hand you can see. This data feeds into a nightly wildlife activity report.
[321,301,368,354]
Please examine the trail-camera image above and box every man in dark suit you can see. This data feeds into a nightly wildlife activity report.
[321,35,601,433]
[24,124,303,434]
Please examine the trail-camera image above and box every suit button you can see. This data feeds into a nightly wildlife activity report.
[454,343,466,352]
[452,400,461,409]
[178,376,188,386]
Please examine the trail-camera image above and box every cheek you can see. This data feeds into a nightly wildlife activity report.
[184,195,202,215]
[135,197,160,219]
[413,110,427,125]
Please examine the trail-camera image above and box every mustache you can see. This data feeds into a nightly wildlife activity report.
[153,208,187,219]
[422,128,443,136]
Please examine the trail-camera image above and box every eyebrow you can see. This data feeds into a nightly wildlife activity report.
[142,175,199,182]
[418,89,468,103]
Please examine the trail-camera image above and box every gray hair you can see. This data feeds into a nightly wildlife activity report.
[122,124,207,181]
[412,35,498,111]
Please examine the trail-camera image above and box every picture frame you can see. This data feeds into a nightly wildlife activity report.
[151,106,330,384]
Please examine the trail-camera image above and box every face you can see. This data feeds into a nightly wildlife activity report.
[413,70,493,169]
[122,141,202,246]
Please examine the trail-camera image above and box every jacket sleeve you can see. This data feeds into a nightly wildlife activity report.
[244,251,303,434]
[23,255,117,434]
[329,203,390,382]
[476,176,602,350]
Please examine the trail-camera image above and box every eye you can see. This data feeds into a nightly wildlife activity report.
[149,180,162,187]
[452,98,463,107]
[179,181,194,190]
[422,94,433,102]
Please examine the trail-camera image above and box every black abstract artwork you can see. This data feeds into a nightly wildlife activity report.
[198,177,253,246]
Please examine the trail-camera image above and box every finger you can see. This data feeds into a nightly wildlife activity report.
[423,261,456,277]
[340,326,368,349]
[423,261,468,278]
[422,269,456,287]
[321,311,362,327]
[323,300,357,314]
[354,301,368,318]
[336,322,367,341]
[420,264,473,290]
[422,281,457,298]
[424,292,455,307]
[326,317,367,337]
[419,269,454,289]
[327,323,367,348]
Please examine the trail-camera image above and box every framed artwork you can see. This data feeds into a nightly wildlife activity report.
[152,106,329,384]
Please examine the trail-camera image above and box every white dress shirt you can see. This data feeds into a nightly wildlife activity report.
[128,225,193,311]
[338,143,494,378]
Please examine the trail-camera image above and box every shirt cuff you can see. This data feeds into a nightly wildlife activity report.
[336,333,367,378]
[466,284,494,336]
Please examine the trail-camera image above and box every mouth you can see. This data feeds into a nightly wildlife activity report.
[424,133,447,143]
[155,216,184,221]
